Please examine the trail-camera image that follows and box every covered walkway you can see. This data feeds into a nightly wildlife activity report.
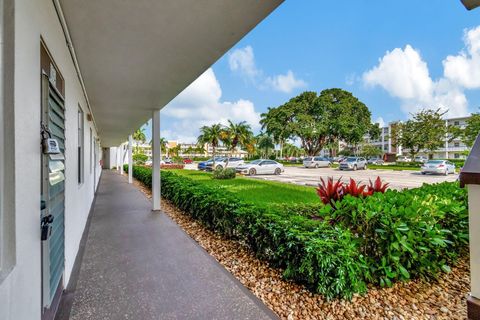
[57,170,277,320]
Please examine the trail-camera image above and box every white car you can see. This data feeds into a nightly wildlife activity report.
[421,160,455,175]
[414,156,428,163]
[207,157,244,170]
[236,159,284,176]
[303,156,331,168]
[397,156,412,163]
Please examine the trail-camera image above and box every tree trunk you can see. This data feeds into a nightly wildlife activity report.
[212,144,216,168]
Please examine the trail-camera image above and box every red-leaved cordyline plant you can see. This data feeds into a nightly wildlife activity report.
[342,178,369,197]
[367,176,389,194]
[316,176,389,208]
[316,177,344,206]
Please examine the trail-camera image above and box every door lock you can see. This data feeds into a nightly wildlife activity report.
[41,214,54,241]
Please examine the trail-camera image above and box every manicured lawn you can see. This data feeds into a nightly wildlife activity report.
[168,169,319,206]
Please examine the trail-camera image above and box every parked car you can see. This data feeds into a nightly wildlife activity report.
[396,156,412,163]
[206,157,244,170]
[183,158,193,164]
[367,157,384,165]
[197,157,224,171]
[421,160,455,175]
[236,159,284,176]
[339,157,367,171]
[414,156,428,163]
[164,157,173,164]
[303,156,331,168]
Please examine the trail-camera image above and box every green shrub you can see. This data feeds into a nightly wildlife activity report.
[212,167,236,179]
[133,153,148,164]
[318,182,468,287]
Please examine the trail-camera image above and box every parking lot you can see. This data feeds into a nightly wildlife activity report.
[246,166,458,189]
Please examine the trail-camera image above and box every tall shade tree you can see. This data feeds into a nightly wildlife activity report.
[392,109,448,158]
[133,127,147,154]
[316,88,373,154]
[197,123,224,166]
[260,89,374,156]
[462,113,480,148]
[221,120,254,166]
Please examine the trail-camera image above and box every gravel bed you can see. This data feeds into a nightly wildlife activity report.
[126,174,470,320]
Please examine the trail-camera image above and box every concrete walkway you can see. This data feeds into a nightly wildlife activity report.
[60,170,277,320]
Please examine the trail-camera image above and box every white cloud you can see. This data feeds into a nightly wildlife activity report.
[265,70,307,93]
[362,44,469,118]
[374,117,386,128]
[228,46,260,81]
[161,68,260,143]
[443,26,480,89]
[229,46,307,93]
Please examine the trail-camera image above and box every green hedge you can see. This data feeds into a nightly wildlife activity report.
[124,165,468,299]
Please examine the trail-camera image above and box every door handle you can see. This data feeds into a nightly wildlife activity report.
[41,214,54,241]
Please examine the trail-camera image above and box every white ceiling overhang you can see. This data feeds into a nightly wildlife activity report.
[58,0,283,146]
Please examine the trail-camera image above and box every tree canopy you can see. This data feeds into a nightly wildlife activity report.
[462,113,480,148]
[392,109,448,158]
[260,89,374,156]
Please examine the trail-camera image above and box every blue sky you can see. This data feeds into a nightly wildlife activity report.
[146,0,480,142]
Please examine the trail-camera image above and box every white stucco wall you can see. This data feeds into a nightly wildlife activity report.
[0,0,101,319]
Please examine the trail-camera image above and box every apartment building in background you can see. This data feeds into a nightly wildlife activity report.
[359,115,473,159]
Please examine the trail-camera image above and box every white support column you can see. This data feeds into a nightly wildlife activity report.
[469,184,480,299]
[116,146,120,172]
[120,144,124,175]
[152,110,161,211]
[128,135,133,183]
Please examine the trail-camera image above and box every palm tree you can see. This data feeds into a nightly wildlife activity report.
[133,128,147,154]
[149,137,168,157]
[197,123,224,167]
[256,133,275,158]
[170,144,182,157]
[221,120,254,166]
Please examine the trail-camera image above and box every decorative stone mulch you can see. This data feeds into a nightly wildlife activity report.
[126,173,470,320]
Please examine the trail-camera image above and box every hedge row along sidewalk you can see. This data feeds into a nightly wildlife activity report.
[124,165,468,300]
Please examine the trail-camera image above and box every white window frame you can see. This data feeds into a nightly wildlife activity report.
[78,106,84,184]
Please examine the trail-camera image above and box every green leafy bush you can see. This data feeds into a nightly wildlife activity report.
[212,167,236,179]
[133,153,148,164]
[318,182,468,287]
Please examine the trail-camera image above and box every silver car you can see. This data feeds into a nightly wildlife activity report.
[339,157,367,171]
[207,157,244,170]
[303,156,331,168]
[235,159,284,176]
[414,156,428,163]
[421,160,455,175]
[367,157,384,165]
